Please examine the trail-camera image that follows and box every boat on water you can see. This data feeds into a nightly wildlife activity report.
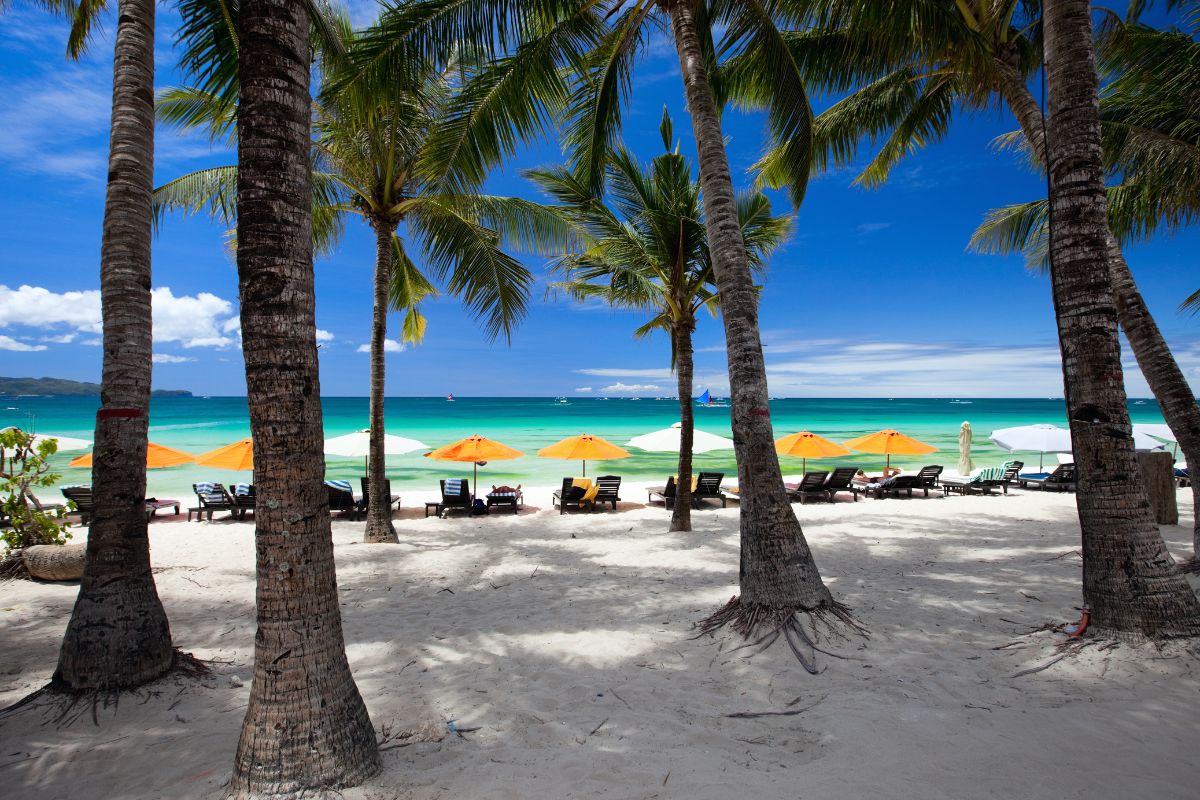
[446,393,455,402]
[696,388,728,407]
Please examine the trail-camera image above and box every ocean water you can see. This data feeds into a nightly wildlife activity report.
[0,395,1171,500]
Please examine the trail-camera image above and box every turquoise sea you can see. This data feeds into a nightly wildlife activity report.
[0,395,1172,500]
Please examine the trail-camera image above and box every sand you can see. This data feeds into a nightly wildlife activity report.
[1,481,1198,799]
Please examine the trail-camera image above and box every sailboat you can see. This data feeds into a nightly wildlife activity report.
[696,388,728,407]
[446,393,455,402]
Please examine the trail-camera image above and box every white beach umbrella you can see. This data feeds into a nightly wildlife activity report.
[1133,423,1175,443]
[957,421,973,477]
[324,429,427,458]
[626,421,734,454]
[1,427,91,452]
[991,423,1164,470]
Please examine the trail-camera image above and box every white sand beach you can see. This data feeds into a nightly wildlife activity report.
[2,482,1198,799]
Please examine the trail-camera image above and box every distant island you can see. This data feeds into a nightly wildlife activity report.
[0,377,192,397]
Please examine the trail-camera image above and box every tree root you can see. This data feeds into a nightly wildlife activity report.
[0,649,212,725]
[0,551,29,580]
[696,596,868,674]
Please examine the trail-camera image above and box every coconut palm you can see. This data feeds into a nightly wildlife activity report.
[156,14,570,544]
[532,110,791,532]
[779,0,1200,566]
[13,0,177,689]
[229,0,380,792]
[356,0,857,666]
[1040,0,1200,636]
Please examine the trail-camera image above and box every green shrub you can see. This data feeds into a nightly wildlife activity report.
[0,428,72,554]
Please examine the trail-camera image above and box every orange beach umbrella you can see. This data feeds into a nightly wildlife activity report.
[70,442,194,469]
[195,438,255,471]
[425,434,524,496]
[537,433,630,477]
[843,428,937,471]
[775,431,850,473]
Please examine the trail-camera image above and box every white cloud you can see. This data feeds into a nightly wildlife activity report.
[152,354,193,364]
[315,329,334,343]
[0,285,240,349]
[357,339,404,353]
[574,386,593,393]
[0,285,102,332]
[602,382,662,394]
[856,222,891,234]
[40,333,76,344]
[81,338,101,346]
[0,335,47,352]
[576,367,673,379]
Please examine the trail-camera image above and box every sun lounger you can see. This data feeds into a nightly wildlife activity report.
[325,480,364,519]
[915,465,943,489]
[360,477,401,515]
[942,461,1024,496]
[862,474,929,498]
[61,486,95,524]
[552,477,592,514]
[1018,463,1076,491]
[823,467,862,502]
[230,483,256,520]
[692,472,727,508]
[787,471,831,504]
[593,475,622,511]
[647,476,677,506]
[1175,466,1190,487]
[486,484,523,514]
[189,482,237,522]
[427,478,472,517]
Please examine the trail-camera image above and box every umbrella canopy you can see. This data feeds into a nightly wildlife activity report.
[425,434,524,495]
[991,423,1164,469]
[957,422,974,477]
[1133,423,1175,443]
[324,429,428,458]
[774,431,849,472]
[195,438,255,471]
[538,433,630,477]
[626,422,734,454]
[70,442,194,469]
[1,428,93,452]
[844,428,937,471]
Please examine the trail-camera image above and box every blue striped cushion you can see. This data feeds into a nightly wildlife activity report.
[195,481,215,494]
[444,479,465,495]
[325,479,353,493]
[233,483,252,496]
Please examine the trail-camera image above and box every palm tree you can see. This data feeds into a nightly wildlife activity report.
[157,15,568,545]
[357,0,857,665]
[21,0,177,690]
[1041,0,1200,636]
[532,110,791,532]
[781,0,1200,563]
[229,0,380,792]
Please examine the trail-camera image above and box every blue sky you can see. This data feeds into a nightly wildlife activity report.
[1,2,1197,398]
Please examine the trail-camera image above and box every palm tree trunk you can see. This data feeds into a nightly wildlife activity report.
[230,0,380,792]
[1042,0,1200,637]
[667,0,850,653]
[53,0,174,691]
[672,318,694,532]
[997,62,1200,559]
[364,221,398,544]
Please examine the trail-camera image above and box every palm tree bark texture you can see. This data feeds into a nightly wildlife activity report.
[230,0,380,793]
[666,0,861,666]
[54,0,175,692]
[993,42,1200,561]
[672,314,695,532]
[1042,0,1200,637]
[365,218,399,543]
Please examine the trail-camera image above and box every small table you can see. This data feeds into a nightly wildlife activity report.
[486,491,522,514]
[424,501,442,518]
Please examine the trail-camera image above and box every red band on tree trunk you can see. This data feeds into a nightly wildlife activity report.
[97,408,144,419]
